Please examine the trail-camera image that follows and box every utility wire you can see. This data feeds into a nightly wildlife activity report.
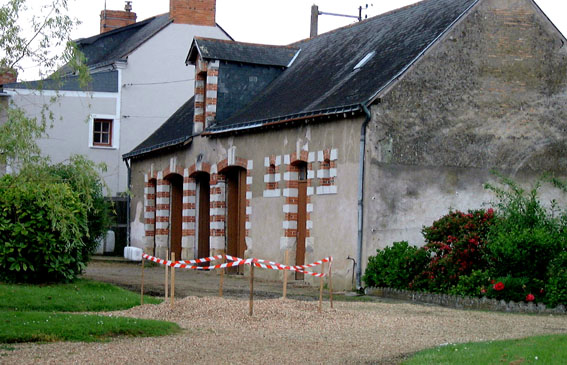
[123,78,194,87]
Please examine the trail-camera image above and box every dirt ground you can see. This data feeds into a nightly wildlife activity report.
[2,258,567,364]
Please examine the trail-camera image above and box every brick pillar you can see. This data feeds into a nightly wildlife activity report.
[209,171,226,256]
[193,59,206,133]
[182,169,196,260]
[143,175,156,255]
[155,172,170,259]
[205,60,219,128]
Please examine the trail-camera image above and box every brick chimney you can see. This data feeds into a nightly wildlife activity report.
[0,68,17,85]
[170,0,216,26]
[100,1,137,34]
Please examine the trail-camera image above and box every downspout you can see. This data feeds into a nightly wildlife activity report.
[356,103,372,290]
[124,158,131,247]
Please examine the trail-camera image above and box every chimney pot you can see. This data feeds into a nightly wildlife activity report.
[100,2,137,34]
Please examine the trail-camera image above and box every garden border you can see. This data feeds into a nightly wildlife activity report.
[365,287,566,315]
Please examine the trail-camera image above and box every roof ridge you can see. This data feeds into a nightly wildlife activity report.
[75,13,168,45]
[194,36,299,50]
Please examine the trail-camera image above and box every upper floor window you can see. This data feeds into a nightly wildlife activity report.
[93,118,113,146]
[89,114,118,149]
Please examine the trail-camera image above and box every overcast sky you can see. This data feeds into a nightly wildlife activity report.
[9,0,567,80]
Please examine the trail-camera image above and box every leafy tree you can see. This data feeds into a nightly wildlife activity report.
[0,0,110,283]
[0,0,89,169]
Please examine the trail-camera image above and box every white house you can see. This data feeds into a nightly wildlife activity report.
[2,0,230,197]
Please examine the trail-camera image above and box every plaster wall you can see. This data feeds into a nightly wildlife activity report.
[130,116,363,290]
[363,0,567,275]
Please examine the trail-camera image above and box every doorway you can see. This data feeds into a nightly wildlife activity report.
[167,174,183,260]
[195,172,210,263]
[224,167,247,274]
[295,162,307,280]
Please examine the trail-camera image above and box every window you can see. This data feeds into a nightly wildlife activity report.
[93,118,113,146]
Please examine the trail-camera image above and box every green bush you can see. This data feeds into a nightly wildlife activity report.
[0,156,110,283]
[545,252,567,307]
[0,175,88,282]
[363,241,429,289]
[485,178,567,284]
[449,270,491,297]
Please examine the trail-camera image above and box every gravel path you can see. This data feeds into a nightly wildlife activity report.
[3,296,567,364]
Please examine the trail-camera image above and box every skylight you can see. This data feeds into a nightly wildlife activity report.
[353,51,376,70]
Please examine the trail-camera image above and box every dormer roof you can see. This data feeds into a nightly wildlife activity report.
[187,38,299,67]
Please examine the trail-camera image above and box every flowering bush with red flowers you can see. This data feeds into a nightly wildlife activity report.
[411,209,495,292]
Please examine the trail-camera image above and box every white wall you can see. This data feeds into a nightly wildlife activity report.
[5,89,121,193]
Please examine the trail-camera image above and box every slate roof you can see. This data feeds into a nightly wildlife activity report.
[68,14,173,72]
[3,70,118,93]
[123,96,195,159]
[208,0,479,132]
[125,0,479,158]
[187,38,299,67]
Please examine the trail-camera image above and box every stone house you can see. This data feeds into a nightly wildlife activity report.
[124,0,567,289]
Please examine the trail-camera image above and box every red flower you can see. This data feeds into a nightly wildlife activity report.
[493,281,505,291]
[481,288,487,294]
[526,294,535,302]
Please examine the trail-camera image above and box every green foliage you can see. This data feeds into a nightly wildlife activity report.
[545,251,567,308]
[448,270,491,297]
[362,241,429,289]
[0,157,110,283]
[0,279,160,312]
[484,177,567,282]
[404,334,567,365]
[413,209,495,292]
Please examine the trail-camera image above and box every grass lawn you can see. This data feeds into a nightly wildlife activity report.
[0,279,180,343]
[0,279,160,312]
[404,334,567,364]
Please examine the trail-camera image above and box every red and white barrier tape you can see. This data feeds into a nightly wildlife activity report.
[143,254,252,270]
[142,253,333,277]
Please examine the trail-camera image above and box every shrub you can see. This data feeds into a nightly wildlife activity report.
[545,251,567,307]
[449,270,491,297]
[414,209,495,292]
[484,177,567,283]
[0,175,88,282]
[0,156,110,283]
[362,241,429,289]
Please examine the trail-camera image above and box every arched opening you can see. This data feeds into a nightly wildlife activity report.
[149,178,157,255]
[293,161,308,280]
[193,171,210,262]
[166,173,183,260]
[224,166,247,274]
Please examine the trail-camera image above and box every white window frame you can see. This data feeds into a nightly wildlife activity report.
[89,114,120,149]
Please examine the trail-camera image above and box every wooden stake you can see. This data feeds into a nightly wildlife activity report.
[249,264,255,316]
[329,261,334,309]
[219,255,225,297]
[140,257,145,305]
[164,251,169,301]
[318,262,325,313]
[282,249,289,299]
[170,252,175,307]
